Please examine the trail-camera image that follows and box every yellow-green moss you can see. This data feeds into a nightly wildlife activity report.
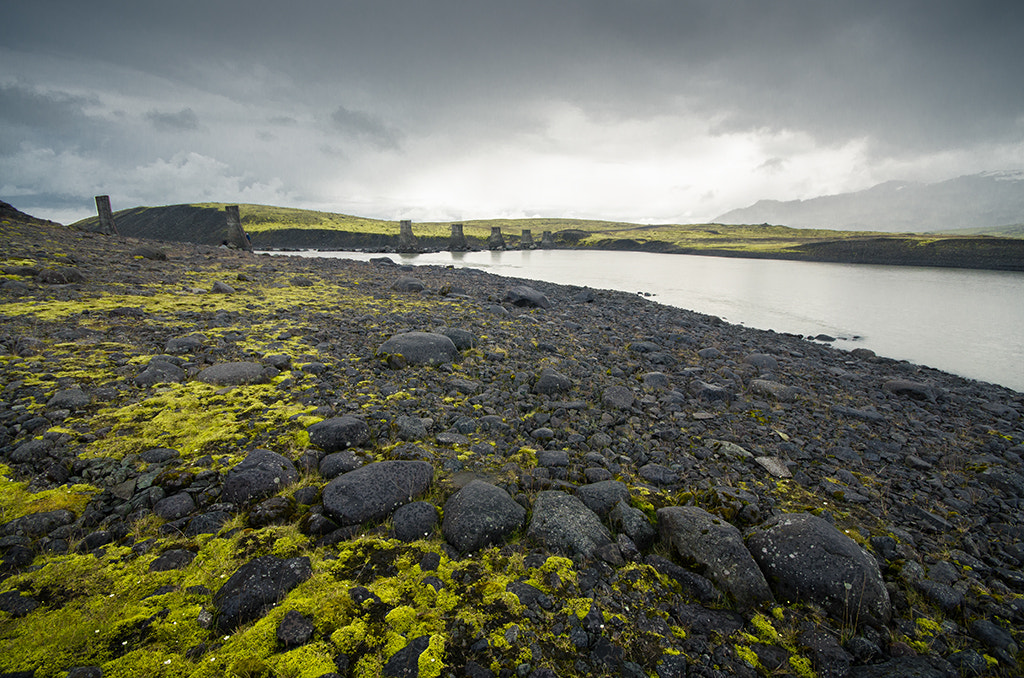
[0,464,100,522]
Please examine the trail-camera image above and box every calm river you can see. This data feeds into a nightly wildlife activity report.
[269,249,1024,393]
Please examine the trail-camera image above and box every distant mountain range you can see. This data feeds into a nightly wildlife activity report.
[714,170,1024,234]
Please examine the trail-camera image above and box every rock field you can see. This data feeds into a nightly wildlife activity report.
[1,217,1023,678]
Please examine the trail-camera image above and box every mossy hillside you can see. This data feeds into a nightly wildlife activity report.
[2,219,1022,675]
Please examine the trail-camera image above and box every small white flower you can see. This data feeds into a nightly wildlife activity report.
[164,660,171,665]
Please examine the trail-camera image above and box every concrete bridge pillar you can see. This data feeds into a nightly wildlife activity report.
[487,226,506,250]
[449,223,468,250]
[93,195,119,235]
[520,229,534,249]
[541,231,555,249]
[398,219,418,252]
[225,205,252,251]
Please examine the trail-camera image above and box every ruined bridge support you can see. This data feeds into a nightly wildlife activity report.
[225,205,252,251]
[487,226,506,250]
[520,229,534,250]
[398,219,419,253]
[449,223,468,251]
[93,195,119,235]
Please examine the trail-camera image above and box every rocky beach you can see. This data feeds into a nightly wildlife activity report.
[1,213,1023,678]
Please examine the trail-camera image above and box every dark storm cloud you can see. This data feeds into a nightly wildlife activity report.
[3,0,1022,222]
[0,83,103,154]
[5,1,1021,158]
[330,106,402,149]
[145,107,200,132]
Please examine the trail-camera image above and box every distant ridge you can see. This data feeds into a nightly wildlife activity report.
[0,199,63,228]
[714,171,1024,233]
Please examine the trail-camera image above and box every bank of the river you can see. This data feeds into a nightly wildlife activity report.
[70,202,1024,272]
[278,249,1024,393]
[2,218,1023,677]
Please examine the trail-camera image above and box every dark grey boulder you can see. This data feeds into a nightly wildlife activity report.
[277,610,315,649]
[746,512,890,628]
[749,379,802,402]
[165,334,206,354]
[149,549,196,572]
[383,635,431,677]
[392,276,425,292]
[442,480,526,553]
[135,359,186,387]
[211,281,235,294]
[308,416,370,452]
[528,490,612,559]
[536,450,569,468]
[534,368,572,395]
[641,372,670,390]
[440,327,477,350]
[602,385,635,409]
[883,379,940,402]
[610,500,657,551]
[639,463,678,486]
[131,245,166,260]
[658,506,772,610]
[47,387,91,410]
[690,380,733,403]
[392,501,440,542]
[196,362,277,386]
[318,450,364,478]
[2,509,75,538]
[213,555,312,632]
[504,285,552,309]
[394,415,428,441]
[38,266,84,284]
[743,353,779,372]
[847,656,957,678]
[377,331,460,367]
[140,447,180,464]
[153,492,196,520]
[221,449,299,506]
[0,590,39,617]
[575,480,629,518]
[322,461,434,526]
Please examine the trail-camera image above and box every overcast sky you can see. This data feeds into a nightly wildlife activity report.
[2,1,1022,225]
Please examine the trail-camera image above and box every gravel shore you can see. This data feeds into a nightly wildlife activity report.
[1,218,1022,677]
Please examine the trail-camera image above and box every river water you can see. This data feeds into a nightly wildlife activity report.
[268,249,1024,393]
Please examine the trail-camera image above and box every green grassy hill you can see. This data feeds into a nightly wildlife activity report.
[70,202,1024,271]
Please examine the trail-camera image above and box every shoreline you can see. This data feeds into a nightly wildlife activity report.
[1,220,1023,676]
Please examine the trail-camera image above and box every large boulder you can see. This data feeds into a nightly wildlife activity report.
[527,491,611,559]
[657,506,772,610]
[504,285,552,309]
[221,449,299,506]
[746,513,891,628]
[533,368,572,395]
[1,509,75,538]
[322,461,434,526]
[308,416,370,452]
[213,555,312,632]
[377,332,460,367]
[575,480,629,518]
[442,480,526,553]
[197,362,276,386]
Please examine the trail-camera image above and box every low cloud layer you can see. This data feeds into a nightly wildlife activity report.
[2,1,1022,224]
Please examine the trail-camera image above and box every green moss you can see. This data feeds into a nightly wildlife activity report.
[790,654,817,678]
[80,380,315,461]
[417,634,446,678]
[0,463,100,522]
[266,641,338,678]
[750,612,781,644]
